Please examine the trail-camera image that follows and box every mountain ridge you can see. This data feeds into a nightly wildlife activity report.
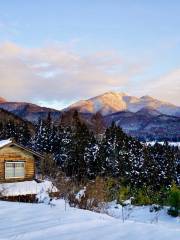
[66,91,180,117]
[0,92,179,140]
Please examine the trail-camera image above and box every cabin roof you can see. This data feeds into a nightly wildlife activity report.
[0,139,43,159]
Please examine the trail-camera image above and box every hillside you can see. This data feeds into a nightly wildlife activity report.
[0,108,34,131]
[105,108,180,140]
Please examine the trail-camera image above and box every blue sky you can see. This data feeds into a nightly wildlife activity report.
[0,0,180,108]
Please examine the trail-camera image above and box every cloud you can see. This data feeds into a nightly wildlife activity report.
[0,41,141,107]
[1,41,179,108]
[135,69,180,105]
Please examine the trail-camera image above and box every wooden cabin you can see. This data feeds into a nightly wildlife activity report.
[0,139,42,183]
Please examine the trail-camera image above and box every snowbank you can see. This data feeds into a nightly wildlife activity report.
[0,199,179,240]
[105,201,180,225]
[0,180,57,196]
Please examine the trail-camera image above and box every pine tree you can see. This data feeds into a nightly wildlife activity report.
[32,113,56,153]
[126,138,144,187]
[16,122,31,146]
[91,112,105,135]
[84,132,99,179]
[55,126,73,169]
[2,120,16,139]
[143,142,178,190]
[62,111,94,181]
[96,122,127,178]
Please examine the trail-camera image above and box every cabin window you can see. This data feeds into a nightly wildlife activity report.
[5,162,25,179]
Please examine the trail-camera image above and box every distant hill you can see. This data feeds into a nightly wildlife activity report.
[0,101,62,123]
[104,108,180,141]
[0,108,34,132]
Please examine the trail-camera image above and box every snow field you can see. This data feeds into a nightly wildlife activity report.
[0,199,179,240]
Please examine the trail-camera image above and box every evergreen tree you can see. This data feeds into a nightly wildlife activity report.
[55,126,73,170]
[84,132,99,179]
[91,112,105,135]
[2,120,16,139]
[16,122,31,146]
[63,111,93,181]
[32,113,56,153]
[97,122,127,177]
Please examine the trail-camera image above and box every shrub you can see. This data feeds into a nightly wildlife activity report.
[168,207,179,217]
[134,188,151,205]
[105,178,120,202]
[63,177,108,211]
[85,177,108,210]
[117,185,131,203]
[167,183,180,217]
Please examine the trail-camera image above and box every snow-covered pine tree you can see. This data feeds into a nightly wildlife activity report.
[124,138,144,187]
[32,113,56,153]
[54,126,73,170]
[96,122,126,177]
[143,142,178,190]
[142,145,158,188]
[84,132,99,179]
[160,142,177,187]
[62,111,94,181]
[15,122,31,146]
[1,120,16,140]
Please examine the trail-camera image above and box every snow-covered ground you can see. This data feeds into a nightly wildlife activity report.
[0,199,179,240]
[145,141,180,147]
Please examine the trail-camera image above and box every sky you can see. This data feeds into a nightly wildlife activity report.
[0,0,180,109]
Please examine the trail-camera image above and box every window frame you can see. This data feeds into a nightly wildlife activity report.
[5,161,25,179]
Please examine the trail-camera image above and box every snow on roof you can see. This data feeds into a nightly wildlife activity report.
[0,139,12,148]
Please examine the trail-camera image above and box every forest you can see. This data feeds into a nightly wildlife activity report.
[0,110,180,216]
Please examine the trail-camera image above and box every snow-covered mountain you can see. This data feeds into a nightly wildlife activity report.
[0,97,6,103]
[66,91,180,117]
[0,93,179,140]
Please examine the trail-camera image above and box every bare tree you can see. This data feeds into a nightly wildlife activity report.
[40,154,58,179]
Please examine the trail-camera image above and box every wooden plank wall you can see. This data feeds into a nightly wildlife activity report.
[0,145,35,183]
